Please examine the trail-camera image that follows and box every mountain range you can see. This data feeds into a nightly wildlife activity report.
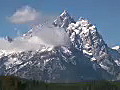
[0,10,120,83]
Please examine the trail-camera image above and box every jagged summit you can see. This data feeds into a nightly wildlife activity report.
[53,10,75,28]
[60,10,71,18]
[66,18,108,61]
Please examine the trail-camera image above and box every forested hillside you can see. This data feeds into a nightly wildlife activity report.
[0,76,120,90]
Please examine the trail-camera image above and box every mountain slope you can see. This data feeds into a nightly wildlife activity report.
[0,46,109,83]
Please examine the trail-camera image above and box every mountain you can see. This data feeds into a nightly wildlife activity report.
[53,10,75,29]
[66,18,120,78]
[0,10,120,82]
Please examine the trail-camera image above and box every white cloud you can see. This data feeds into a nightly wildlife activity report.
[0,26,70,52]
[32,26,70,46]
[0,37,43,52]
[9,6,40,24]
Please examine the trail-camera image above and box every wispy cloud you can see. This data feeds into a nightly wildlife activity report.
[9,6,40,24]
[0,26,70,52]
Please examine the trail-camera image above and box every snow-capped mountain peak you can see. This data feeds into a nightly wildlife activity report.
[66,18,108,62]
[0,11,120,82]
[60,10,69,17]
[53,10,75,28]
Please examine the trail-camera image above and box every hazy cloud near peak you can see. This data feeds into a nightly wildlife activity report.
[9,6,40,24]
[0,26,70,52]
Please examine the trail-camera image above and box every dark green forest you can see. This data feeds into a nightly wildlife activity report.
[0,76,120,90]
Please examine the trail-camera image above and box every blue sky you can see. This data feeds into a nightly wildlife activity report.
[0,0,120,46]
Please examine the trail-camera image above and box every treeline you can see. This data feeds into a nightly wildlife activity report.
[0,76,120,90]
